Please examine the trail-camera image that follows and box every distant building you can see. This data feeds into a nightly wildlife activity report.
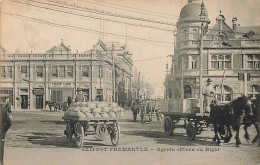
[0,40,135,110]
[170,0,260,103]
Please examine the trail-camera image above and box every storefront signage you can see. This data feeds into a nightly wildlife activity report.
[33,88,44,95]
[51,82,73,87]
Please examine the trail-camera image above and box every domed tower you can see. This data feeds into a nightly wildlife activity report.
[172,0,210,100]
[176,0,210,47]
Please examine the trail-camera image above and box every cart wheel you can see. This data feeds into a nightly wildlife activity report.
[186,121,196,141]
[110,122,120,146]
[74,122,84,148]
[94,124,107,141]
[65,123,73,142]
[164,116,174,136]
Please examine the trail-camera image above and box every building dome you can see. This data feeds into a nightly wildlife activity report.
[179,1,209,22]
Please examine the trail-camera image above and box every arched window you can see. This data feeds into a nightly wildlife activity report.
[184,85,192,99]
[192,28,199,40]
[215,85,232,102]
[181,28,189,41]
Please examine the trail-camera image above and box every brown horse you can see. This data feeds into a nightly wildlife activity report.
[210,95,252,147]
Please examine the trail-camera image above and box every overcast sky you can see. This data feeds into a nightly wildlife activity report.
[1,0,260,98]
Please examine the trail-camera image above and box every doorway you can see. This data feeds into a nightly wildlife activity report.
[21,95,28,109]
[36,95,43,109]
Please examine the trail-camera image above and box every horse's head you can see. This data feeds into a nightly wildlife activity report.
[236,95,252,115]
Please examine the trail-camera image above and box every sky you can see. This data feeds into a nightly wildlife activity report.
[1,0,260,98]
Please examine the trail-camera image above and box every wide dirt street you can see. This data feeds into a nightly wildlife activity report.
[3,110,260,165]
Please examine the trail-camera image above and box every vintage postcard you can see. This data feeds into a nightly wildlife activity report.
[0,0,260,164]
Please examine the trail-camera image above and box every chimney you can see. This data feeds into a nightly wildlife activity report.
[232,17,237,31]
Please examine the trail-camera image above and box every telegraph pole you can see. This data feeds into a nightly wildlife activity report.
[111,43,116,102]
[199,24,204,114]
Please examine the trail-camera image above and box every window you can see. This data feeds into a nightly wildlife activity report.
[215,85,232,102]
[191,55,198,69]
[96,89,103,101]
[82,65,90,77]
[59,65,65,78]
[0,66,6,78]
[181,28,189,41]
[183,55,198,69]
[210,55,231,69]
[0,89,13,105]
[184,85,192,99]
[98,65,104,78]
[52,65,58,78]
[244,54,260,69]
[36,65,43,78]
[192,28,199,40]
[248,85,260,99]
[67,65,73,78]
[51,90,62,103]
[6,66,12,78]
[21,66,28,78]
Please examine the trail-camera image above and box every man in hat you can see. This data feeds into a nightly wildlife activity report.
[202,78,215,113]
[72,88,86,103]
[0,101,12,165]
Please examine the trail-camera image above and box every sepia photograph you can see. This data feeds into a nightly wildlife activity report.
[0,0,260,164]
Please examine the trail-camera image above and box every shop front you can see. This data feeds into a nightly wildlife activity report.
[0,88,14,105]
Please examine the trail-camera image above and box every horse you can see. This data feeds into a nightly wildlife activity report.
[243,95,260,145]
[210,95,252,147]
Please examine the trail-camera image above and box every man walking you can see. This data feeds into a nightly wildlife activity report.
[202,78,215,113]
[0,101,12,165]
[131,100,139,121]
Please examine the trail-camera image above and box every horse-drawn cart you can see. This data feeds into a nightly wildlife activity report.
[62,101,123,148]
[159,98,227,141]
[63,116,120,147]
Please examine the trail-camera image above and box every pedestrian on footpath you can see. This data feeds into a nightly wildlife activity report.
[131,99,139,121]
[0,101,12,165]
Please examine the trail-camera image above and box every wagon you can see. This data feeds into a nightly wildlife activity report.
[63,116,120,147]
[159,98,228,141]
[139,100,158,122]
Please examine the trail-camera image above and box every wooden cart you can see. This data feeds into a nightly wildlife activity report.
[159,98,228,141]
[63,116,120,147]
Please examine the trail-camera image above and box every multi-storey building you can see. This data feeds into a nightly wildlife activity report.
[0,39,135,110]
[170,0,260,104]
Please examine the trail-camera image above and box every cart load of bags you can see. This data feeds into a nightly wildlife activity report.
[64,102,124,119]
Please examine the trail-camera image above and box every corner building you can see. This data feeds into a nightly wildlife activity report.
[172,0,260,103]
[0,40,134,110]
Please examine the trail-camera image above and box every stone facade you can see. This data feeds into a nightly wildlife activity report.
[0,40,135,110]
[170,0,260,103]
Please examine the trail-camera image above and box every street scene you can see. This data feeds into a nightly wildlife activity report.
[1,0,260,164]
[3,110,260,165]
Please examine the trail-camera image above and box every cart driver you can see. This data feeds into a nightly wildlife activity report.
[202,78,215,113]
[73,88,85,103]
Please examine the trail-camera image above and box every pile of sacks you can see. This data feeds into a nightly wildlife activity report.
[64,102,124,119]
